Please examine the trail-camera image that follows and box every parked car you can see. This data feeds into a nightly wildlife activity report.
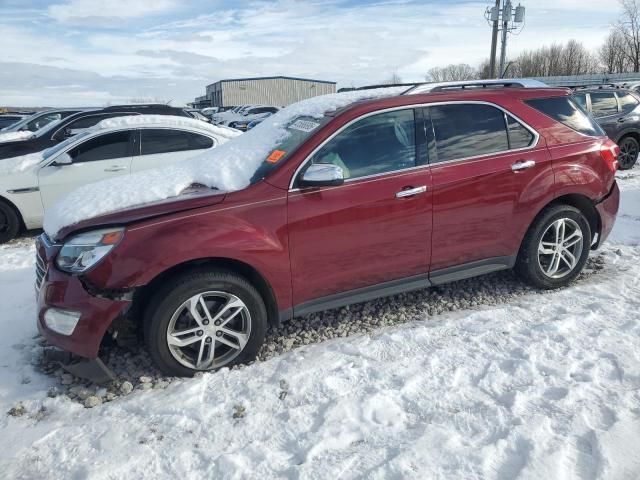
[0,104,194,161]
[1,108,88,133]
[0,114,27,129]
[0,115,240,241]
[571,86,640,169]
[210,105,249,125]
[224,106,280,128]
[35,83,619,377]
[229,112,274,131]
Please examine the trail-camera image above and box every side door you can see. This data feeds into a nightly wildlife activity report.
[287,108,433,308]
[38,130,133,209]
[132,128,216,172]
[426,102,553,276]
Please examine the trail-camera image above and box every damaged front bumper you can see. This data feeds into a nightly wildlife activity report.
[36,234,132,361]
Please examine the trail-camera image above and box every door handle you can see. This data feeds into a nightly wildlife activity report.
[511,160,536,172]
[395,185,427,198]
[104,166,127,172]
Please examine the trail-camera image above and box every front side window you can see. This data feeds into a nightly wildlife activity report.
[27,113,61,132]
[140,129,213,155]
[309,109,416,179]
[68,131,132,163]
[617,92,639,114]
[430,104,508,163]
[571,93,588,110]
[590,92,618,117]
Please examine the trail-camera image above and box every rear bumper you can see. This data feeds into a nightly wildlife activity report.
[36,238,131,358]
[594,180,620,249]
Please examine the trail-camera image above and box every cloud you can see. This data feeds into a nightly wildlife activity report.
[48,0,179,26]
[0,0,621,107]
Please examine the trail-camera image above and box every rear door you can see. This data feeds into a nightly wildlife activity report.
[287,108,433,306]
[132,128,216,172]
[426,102,552,275]
[38,130,133,208]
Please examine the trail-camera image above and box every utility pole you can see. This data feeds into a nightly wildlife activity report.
[485,1,525,79]
[498,0,512,78]
[489,0,500,78]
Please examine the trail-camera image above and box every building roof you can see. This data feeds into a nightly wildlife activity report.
[206,75,336,88]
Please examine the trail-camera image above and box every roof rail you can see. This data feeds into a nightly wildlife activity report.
[571,84,625,90]
[404,78,549,95]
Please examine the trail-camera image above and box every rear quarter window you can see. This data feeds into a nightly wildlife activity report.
[525,97,605,137]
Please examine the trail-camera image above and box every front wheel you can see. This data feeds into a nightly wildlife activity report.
[618,136,639,170]
[516,205,591,289]
[144,269,267,376]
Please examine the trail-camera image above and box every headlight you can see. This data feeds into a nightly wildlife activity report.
[56,227,124,274]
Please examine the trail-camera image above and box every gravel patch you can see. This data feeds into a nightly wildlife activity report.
[30,254,607,408]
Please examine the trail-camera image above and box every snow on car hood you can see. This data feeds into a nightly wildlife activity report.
[0,152,44,176]
[43,87,406,238]
[0,131,35,144]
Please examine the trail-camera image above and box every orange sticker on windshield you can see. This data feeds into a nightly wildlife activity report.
[267,150,286,163]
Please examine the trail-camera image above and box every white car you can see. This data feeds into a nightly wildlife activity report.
[0,115,240,242]
[222,106,280,127]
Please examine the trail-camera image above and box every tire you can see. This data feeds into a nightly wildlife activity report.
[516,205,591,289]
[0,200,20,244]
[617,135,639,170]
[144,269,267,376]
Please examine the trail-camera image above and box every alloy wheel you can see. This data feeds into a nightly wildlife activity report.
[537,218,584,279]
[618,137,638,169]
[166,291,251,371]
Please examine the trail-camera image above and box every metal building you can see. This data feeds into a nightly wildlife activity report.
[203,76,336,108]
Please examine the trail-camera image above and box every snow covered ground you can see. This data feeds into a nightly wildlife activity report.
[0,169,639,479]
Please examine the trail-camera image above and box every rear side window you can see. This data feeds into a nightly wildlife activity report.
[507,115,535,149]
[141,129,213,155]
[525,97,604,137]
[617,92,639,114]
[430,104,508,162]
[68,131,132,163]
[590,92,618,117]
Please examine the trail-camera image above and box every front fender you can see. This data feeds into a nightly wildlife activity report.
[86,192,292,311]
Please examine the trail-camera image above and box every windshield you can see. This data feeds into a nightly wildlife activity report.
[42,130,92,160]
[250,115,332,183]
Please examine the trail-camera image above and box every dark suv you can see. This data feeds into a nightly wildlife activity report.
[35,85,620,376]
[572,86,640,169]
[0,104,195,160]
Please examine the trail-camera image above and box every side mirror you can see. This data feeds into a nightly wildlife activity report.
[299,163,344,188]
[52,153,72,167]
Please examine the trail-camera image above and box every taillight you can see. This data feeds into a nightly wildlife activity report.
[600,139,619,173]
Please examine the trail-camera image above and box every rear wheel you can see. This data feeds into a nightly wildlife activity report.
[144,269,267,376]
[516,205,591,289]
[618,135,639,170]
[0,201,20,244]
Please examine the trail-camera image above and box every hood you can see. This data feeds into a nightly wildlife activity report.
[53,186,226,241]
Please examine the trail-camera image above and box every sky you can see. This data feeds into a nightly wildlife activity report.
[0,0,621,107]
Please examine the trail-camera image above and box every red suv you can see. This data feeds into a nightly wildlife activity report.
[36,84,620,376]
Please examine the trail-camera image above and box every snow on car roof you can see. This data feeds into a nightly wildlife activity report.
[93,115,242,140]
[43,87,406,238]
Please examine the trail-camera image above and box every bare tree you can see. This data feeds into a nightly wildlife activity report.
[617,0,640,71]
[600,30,630,73]
[425,63,478,82]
